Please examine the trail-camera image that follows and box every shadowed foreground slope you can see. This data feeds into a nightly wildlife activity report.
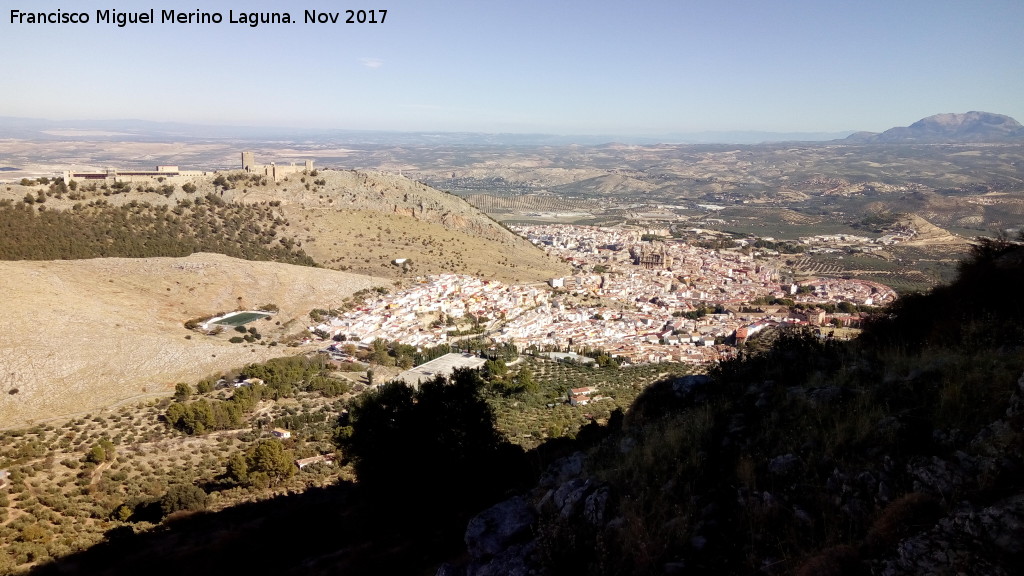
[29,238,1024,576]
[444,236,1024,575]
[30,482,462,576]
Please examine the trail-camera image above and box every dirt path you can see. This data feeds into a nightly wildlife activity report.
[87,461,112,490]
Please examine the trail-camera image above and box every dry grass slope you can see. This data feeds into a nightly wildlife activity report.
[0,253,385,429]
[293,209,568,282]
[3,168,569,283]
[0,168,570,428]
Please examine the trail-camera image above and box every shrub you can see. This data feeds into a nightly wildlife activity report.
[159,484,208,517]
[174,383,192,402]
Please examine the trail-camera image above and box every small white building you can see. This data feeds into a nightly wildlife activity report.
[296,454,334,469]
[394,352,487,388]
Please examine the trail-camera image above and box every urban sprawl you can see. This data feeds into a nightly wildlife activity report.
[309,225,897,366]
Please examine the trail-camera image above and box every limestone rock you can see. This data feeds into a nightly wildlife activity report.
[465,496,537,560]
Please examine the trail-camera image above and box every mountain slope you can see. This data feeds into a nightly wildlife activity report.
[446,238,1024,575]
[23,240,1024,576]
[549,173,658,197]
[2,168,569,283]
[253,169,569,281]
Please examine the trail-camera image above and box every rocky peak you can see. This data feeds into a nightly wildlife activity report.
[846,111,1024,143]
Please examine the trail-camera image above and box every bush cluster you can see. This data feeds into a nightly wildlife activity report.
[0,196,314,265]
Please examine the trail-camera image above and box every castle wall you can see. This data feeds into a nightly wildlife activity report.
[241,151,314,181]
[59,152,311,186]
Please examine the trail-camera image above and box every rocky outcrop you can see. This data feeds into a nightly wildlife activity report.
[464,496,537,560]
[870,372,1024,574]
[440,450,615,576]
[877,494,1024,576]
[447,367,1024,576]
[298,170,516,243]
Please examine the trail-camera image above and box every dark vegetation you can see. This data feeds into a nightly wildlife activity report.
[26,236,1024,575]
[851,210,899,233]
[28,368,558,576]
[861,234,1024,352]
[0,195,314,265]
[338,368,531,509]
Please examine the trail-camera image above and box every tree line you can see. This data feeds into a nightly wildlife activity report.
[0,196,314,265]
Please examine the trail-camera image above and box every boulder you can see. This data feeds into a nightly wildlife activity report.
[465,496,537,560]
[538,451,585,489]
[768,454,801,476]
[551,478,591,518]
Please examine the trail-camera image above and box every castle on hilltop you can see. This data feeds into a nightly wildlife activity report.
[241,151,313,182]
[57,152,314,184]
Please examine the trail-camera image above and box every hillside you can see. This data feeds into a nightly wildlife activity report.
[2,168,569,283]
[0,167,568,427]
[549,173,659,197]
[236,169,568,282]
[18,240,1024,575]
[897,213,968,246]
[445,237,1024,575]
[0,253,384,429]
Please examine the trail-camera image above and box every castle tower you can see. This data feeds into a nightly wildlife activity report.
[241,151,254,172]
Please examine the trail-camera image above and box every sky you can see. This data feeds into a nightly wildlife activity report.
[2,0,1023,136]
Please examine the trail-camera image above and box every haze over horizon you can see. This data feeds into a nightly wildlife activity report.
[2,0,1023,137]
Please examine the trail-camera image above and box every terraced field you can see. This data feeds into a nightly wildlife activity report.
[464,193,602,214]
[486,357,693,448]
[0,387,349,572]
[790,244,965,293]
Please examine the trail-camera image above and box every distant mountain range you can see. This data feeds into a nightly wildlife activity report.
[845,111,1024,143]
[0,116,854,146]
[1,112,1021,146]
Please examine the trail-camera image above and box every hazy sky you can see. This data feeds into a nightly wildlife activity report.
[3,0,1023,136]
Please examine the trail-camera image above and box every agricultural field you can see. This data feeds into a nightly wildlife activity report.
[463,193,602,215]
[0,349,693,572]
[486,357,693,449]
[0,389,348,573]
[788,244,965,294]
[713,208,862,239]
